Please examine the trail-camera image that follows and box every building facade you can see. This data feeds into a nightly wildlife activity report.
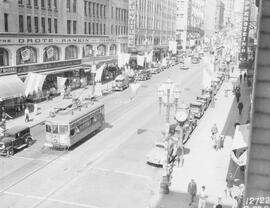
[215,0,225,31]
[203,0,217,38]
[0,0,128,83]
[128,0,176,61]
[223,0,235,26]
[176,0,206,50]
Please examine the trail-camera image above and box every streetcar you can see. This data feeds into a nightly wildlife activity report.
[44,101,105,149]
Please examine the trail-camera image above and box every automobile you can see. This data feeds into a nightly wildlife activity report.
[199,52,204,59]
[196,95,210,109]
[0,126,34,156]
[190,101,204,118]
[146,142,167,166]
[135,70,151,81]
[191,56,200,64]
[202,87,214,98]
[150,67,160,74]
[112,74,130,91]
[179,61,189,70]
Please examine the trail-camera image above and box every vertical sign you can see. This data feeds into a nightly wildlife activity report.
[239,0,251,61]
[128,0,136,48]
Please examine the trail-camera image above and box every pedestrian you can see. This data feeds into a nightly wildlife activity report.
[213,196,223,208]
[239,74,242,83]
[198,186,208,208]
[231,66,234,73]
[188,179,197,206]
[24,107,30,122]
[235,89,241,103]
[211,123,218,139]
[232,196,239,208]
[238,102,244,115]
[244,72,247,81]
[33,103,38,116]
[226,172,234,198]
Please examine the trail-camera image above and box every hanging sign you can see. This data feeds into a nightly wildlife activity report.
[128,0,136,48]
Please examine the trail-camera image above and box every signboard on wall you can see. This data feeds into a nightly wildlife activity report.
[128,0,136,48]
[239,0,251,61]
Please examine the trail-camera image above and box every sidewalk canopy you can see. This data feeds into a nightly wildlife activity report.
[231,124,250,150]
[24,72,47,96]
[0,75,25,101]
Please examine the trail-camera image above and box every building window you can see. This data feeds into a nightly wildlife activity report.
[84,22,87,34]
[34,0,38,7]
[16,46,37,65]
[93,3,95,17]
[96,23,99,34]
[88,22,91,34]
[54,19,57,33]
[27,0,31,6]
[104,5,106,18]
[65,45,78,60]
[73,0,77,12]
[0,48,9,66]
[100,5,103,17]
[103,24,105,35]
[41,0,45,8]
[67,20,71,34]
[34,16,38,33]
[48,0,51,9]
[43,46,59,62]
[111,7,113,18]
[54,0,57,9]
[83,45,93,57]
[48,18,52,33]
[73,21,77,34]
[18,0,23,5]
[92,22,95,34]
[111,25,113,35]
[96,4,99,18]
[97,44,106,56]
[115,25,117,35]
[67,0,70,12]
[27,16,31,33]
[100,23,102,34]
[42,17,45,33]
[109,44,117,55]
[84,1,87,16]
[89,2,91,17]
[4,14,8,32]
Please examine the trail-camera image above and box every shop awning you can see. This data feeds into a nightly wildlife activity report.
[95,64,106,83]
[0,75,25,101]
[231,124,250,150]
[24,72,47,96]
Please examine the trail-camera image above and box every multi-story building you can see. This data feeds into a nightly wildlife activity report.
[203,0,217,38]
[128,0,176,61]
[0,0,128,84]
[176,0,206,50]
[223,0,235,26]
[215,0,225,31]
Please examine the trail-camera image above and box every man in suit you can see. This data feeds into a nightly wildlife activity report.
[188,179,197,205]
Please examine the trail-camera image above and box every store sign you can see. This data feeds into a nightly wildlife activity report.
[0,37,118,46]
[0,59,82,75]
[239,0,251,61]
[128,0,136,47]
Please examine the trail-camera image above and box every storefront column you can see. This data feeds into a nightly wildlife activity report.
[78,46,83,59]
[10,48,17,66]
[59,46,66,61]
[36,47,42,64]
[106,44,110,56]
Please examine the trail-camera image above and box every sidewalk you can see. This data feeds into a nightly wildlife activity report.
[6,82,114,129]
[150,68,252,208]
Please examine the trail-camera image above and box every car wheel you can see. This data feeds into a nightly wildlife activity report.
[26,137,33,147]
[7,148,14,156]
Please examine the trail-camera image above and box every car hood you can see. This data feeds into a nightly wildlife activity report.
[147,148,166,161]
[0,136,14,143]
[190,107,200,113]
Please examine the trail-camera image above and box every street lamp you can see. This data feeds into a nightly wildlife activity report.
[157,78,182,194]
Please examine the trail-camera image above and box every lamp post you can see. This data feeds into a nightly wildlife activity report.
[157,78,181,194]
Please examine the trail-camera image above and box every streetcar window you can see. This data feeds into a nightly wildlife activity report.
[59,125,68,134]
[46,125,52,132]
[52,125,58,134]
[70,129,75,136]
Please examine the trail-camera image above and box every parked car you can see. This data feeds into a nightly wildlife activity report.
[190,101,204,118]
[191,56,200,64]
[150,67,160,74]
[112,74,130,91]
[179,62,189,70]
[202,87,214,98]
[146,142,167,166]
[0,126,34,156]
[197,95,211,108]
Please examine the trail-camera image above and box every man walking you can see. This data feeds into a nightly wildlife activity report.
[239,74,243,83]
[188,179,197,206]
[198,186,208,208]
[24,107,30,122]
[211,123,218,138]
[238,102,244,115]
[235,89,241,103]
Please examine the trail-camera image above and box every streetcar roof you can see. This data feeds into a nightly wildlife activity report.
[45,101,104,124]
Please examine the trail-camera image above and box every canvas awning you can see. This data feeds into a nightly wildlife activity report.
[95,64,106,82]
[24,72,47,96]
[231,124,250,150]
[0,75,25,101]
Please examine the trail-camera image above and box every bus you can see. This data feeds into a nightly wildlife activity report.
[44,101,105,149]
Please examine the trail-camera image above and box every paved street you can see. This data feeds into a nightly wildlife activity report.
[0,60,207,208]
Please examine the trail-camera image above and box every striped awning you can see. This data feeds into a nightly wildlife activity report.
[0,75,25,101]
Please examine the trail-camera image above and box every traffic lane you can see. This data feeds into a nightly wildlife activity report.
[43,64,204,208]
